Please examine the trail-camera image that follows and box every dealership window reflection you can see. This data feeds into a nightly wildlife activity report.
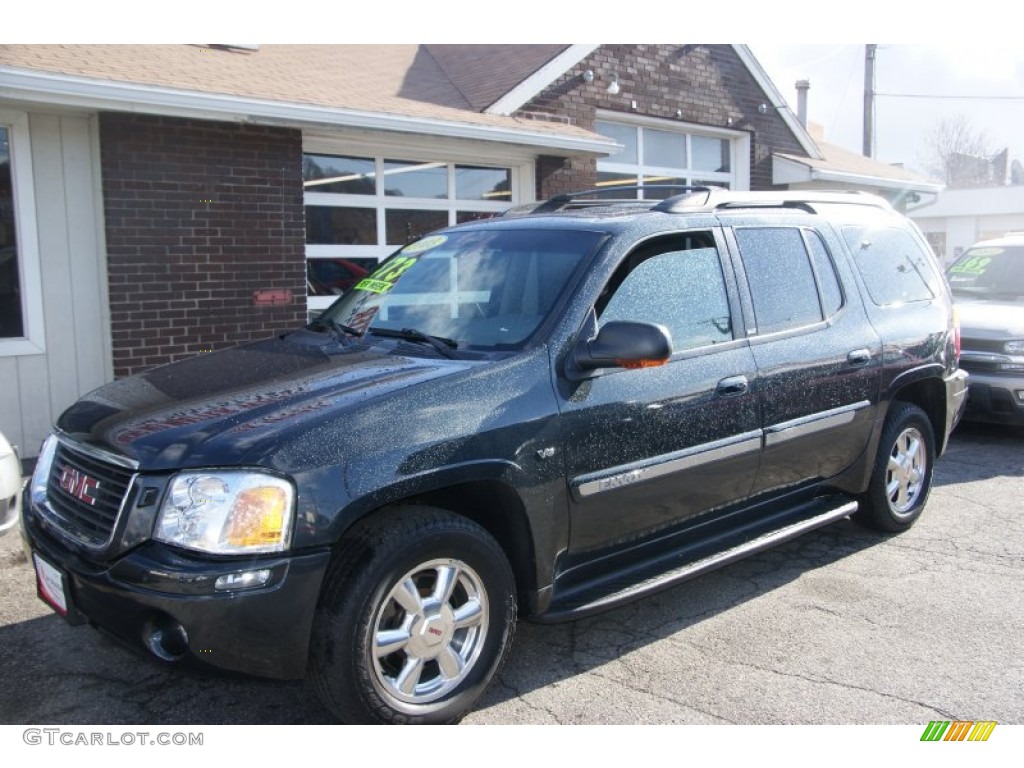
[0,127,24,339]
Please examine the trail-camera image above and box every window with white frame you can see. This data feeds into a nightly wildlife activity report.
[303,152,518,311]
[595,118,738,199]
[0,109,44,356]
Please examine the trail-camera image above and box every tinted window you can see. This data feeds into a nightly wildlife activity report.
[805,230,844,317]
[600,244,733,351]
[947,245,1024,299]
[842,226,939,305]
[735,228,822,333]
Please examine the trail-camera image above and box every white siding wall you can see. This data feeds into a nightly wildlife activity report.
[0,111,111,458]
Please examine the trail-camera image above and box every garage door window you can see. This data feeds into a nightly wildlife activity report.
[303,153,516,310]
[0,110,44,356]
[596,120,735,199]
[0,127,23,339]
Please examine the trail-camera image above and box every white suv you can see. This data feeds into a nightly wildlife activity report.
[0,431,21,536]
[946,233,1024,425]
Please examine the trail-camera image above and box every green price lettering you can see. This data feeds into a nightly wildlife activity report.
[355,257,419,295]
[369,257,418,283]
[950,256,991,276]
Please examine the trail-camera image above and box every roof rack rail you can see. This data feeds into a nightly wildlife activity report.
[655,189,893,214]
[504,185,715,216]
[503,188,893,218]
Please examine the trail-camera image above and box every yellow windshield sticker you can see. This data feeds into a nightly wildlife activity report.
[402,235,448,254]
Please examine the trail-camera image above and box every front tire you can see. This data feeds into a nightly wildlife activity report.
[855,402,935,532]
[311,506,516,724]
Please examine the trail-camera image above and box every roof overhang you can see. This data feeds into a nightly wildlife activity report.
[773,153,944,194]
[0,66,618,157]
[485,44,600,115]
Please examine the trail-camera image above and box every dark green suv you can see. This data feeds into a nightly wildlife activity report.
[23,188,967,723]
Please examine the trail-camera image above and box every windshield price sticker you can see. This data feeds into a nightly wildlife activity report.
[401,235,447,254]
[354,256,419,294]
[950,255,993,275]
[354,279,394,294]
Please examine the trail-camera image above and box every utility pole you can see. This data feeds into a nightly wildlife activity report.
[863,44,876,158]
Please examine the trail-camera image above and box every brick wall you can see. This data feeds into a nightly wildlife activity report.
[521,45,809,197]
[99,113,305,378]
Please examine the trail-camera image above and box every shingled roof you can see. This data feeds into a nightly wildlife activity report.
[776,137,943,193]
[0,44,611,153]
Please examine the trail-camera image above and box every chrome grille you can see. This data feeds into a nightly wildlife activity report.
[44,441,135,548]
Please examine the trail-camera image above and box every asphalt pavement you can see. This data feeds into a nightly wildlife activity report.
[0,421,1021,725]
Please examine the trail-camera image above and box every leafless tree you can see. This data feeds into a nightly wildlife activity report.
[921,114,999,187]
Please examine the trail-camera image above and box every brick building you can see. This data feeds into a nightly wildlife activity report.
[0,44,928,456]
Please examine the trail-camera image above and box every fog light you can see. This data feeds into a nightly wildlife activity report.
[143,619,188,661]
[214,569,272,591]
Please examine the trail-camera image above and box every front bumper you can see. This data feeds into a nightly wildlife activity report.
[21,491,331,679]
[960,369,1024,426]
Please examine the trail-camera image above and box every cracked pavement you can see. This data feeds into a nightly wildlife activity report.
[1,421,1021,725]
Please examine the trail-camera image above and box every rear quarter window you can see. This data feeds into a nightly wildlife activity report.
[842,226,941,306]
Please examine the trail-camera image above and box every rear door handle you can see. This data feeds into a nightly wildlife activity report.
[716,375,749,397]
[847,349,871,366]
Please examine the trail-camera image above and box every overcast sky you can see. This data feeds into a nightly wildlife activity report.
[10,2,1023,183]
[750,44,1024,177]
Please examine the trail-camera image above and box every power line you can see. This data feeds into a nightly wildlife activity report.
[876,92,1024,100]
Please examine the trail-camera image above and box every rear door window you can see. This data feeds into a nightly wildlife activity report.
[734,227,827,334]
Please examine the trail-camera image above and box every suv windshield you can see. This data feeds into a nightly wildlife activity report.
[320,228,603,349]
[947,244,1024,300]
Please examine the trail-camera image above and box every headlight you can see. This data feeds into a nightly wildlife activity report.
[154,471,294,554]
[1004,340,1024,355]
[30,434,58,506]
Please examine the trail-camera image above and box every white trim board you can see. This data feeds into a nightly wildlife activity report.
[485,45,600,116]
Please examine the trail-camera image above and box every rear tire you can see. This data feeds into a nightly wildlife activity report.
[855,402,935,533]
[311,506,516,724]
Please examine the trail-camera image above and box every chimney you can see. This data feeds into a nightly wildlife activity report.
[795,79,810,127]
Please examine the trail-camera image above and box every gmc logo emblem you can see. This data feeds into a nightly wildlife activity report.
[58,466,99,506]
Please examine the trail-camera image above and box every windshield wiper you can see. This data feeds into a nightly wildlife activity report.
[369,327,459,359]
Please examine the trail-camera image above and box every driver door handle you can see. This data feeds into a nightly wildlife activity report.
[847,348,872,366]
[716,375,749,397]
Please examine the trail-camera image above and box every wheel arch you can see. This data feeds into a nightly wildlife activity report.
[329,476,541,617]
[888,374,948,456]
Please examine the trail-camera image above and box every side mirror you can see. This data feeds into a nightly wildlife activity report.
[568,320,673,378]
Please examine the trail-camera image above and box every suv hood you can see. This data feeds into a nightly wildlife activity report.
[955,297,1024,341]
[57,334,476,470]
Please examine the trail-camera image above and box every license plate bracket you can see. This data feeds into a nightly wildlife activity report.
[32,552,85,624]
